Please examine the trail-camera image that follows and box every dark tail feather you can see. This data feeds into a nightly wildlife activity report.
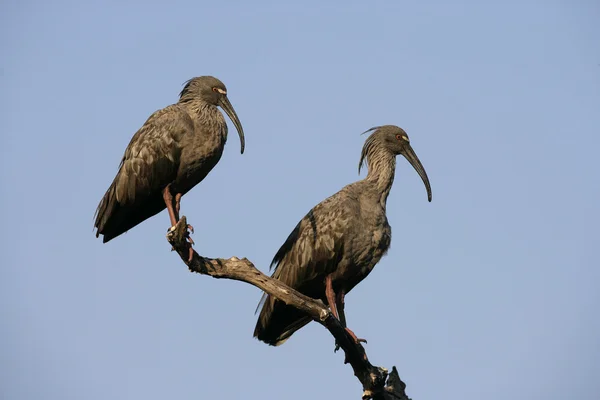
[94,182,120,242]
[254,295,312,346]
[93,182,165,243]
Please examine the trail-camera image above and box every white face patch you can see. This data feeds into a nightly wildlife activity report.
[402,135,409,142]
[215,88,227,95]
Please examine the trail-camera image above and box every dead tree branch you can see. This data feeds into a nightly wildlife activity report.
[167,216,412,400]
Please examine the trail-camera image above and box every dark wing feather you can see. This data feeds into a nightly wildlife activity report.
[254,190,358,345]
[94,105,193,242]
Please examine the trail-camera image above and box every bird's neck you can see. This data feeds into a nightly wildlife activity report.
[364,148,396,206]
[183,99,213,117]
[183,100,227,140]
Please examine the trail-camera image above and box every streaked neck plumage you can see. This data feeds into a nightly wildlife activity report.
[364,147,396,207]
[181,99,227,141]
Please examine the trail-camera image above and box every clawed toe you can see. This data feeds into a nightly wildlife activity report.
[184,223,195,261]
[345,327,367,345]
[333,328,367,357]
[165,217,196,263]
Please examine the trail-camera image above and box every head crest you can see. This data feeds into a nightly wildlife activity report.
[358,126,382,174]
[361,126,381,136]
[179,78,195,99]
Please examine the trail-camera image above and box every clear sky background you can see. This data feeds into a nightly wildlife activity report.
[1,1,598,399]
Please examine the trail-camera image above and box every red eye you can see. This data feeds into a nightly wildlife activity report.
[395,134,402,140]
[212,87,219,92]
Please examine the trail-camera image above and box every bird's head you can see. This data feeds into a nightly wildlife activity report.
[179,76,245,154]
[360,125,432,202]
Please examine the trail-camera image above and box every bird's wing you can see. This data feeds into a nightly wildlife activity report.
[112,105,192,206]
[94,105,193,235]
[269,190,359,290]
[253,189,360,344]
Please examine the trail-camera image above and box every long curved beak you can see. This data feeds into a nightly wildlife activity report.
[401,145,432,202]
[219,96,245,154]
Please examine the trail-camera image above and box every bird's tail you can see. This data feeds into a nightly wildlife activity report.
[94,181,120,242]
[253,294,312,346]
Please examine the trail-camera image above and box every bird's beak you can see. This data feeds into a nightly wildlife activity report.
[401,145,432,202]
[219,96,245,154]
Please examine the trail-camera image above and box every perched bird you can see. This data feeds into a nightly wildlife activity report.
[94,76,245,244]
[254,125,431,346]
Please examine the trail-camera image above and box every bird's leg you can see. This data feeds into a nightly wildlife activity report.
[324,275,340,320]
[174,193,195,235]
[174,193,181,219]
[164,188,194,260]
[162,185,178,227]
[333,289,367,354]
[332,286,345,354]
[336,290,348,328]
[325,276,367,354]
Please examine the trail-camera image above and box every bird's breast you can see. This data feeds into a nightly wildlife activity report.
[172,127,226,195]
[333,219,391,293]
[359,223,391,273]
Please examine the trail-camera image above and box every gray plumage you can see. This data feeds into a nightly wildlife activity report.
[254,125,431,346]
[94,76,245,242]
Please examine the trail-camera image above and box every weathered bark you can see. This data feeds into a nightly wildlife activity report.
[167,216,412,400]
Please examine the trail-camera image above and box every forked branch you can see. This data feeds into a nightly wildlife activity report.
[167,216,411,400]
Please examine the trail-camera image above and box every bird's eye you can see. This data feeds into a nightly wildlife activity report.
[396,134,409,142]
[212,87,227,95]
[212,87,219,93]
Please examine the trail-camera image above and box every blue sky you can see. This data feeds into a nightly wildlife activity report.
[1,1,599,399]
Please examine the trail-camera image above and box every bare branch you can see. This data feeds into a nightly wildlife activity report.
[167,216,412,400]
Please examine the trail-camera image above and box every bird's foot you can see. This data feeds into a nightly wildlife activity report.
[166,217,196,262]
[345,327,367,345]
[184,224,195,245]
[334,327,368,362]
[184,225,195,262]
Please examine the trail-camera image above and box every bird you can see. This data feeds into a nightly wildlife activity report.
[94,76,245,245]
[254,125,432,346]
